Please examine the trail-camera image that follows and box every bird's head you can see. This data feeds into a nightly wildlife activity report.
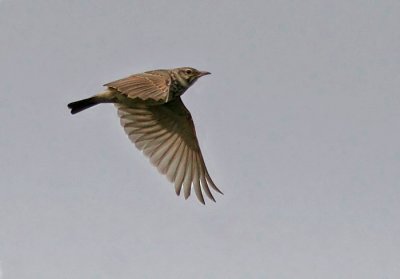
[173,67,211,87]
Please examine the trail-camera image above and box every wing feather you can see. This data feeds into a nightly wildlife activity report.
[192,153,205,204]
[105,70,171,102]
[174,144,188,196]
[158,135,182,175]
[115,97,222,203]
[183,150,193,199]
[166,139,185,182]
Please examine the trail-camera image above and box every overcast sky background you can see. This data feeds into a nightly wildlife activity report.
[1,0,399,278]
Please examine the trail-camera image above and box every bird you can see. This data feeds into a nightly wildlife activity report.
[67,67,222,204]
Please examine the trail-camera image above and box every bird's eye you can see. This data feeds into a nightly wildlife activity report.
[185,69,192,75]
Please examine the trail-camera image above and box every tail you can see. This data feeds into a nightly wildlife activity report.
[68,97,100,114]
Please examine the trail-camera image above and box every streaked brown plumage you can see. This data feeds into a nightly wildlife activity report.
[68,67,222,204]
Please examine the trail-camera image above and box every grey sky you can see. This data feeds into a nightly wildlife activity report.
[1,0,399,278]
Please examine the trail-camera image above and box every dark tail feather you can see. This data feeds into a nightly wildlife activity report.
[68,97,99,114]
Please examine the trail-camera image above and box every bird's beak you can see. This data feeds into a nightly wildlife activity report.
[198,71,211,77]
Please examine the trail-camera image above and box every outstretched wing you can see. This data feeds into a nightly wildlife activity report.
[105,70,172,102]
[115,97,222,204]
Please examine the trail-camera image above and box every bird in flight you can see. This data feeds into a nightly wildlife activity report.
[68,67,222,204]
